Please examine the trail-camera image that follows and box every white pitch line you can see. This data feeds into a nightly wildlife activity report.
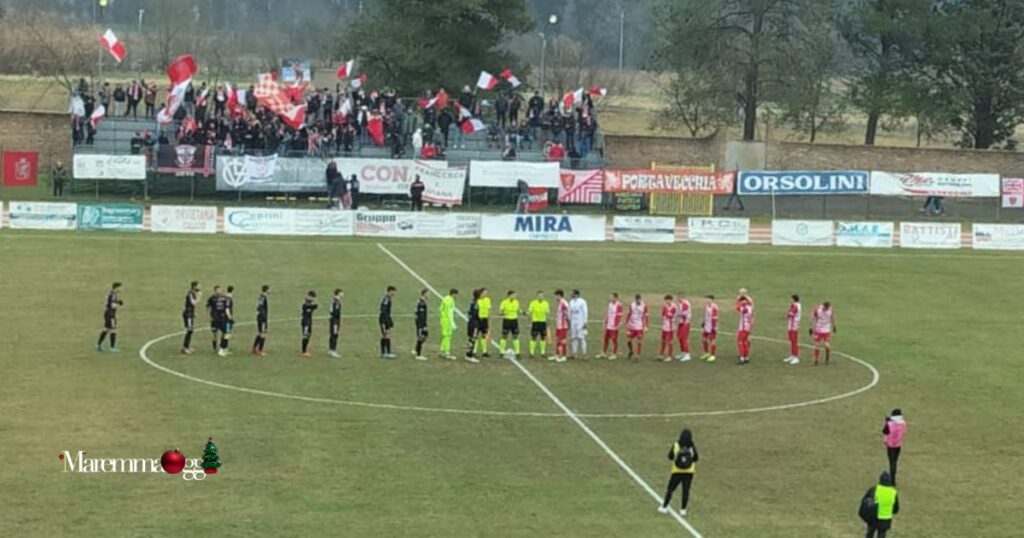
[376,243,703,537]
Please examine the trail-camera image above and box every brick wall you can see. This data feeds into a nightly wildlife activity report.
[0,109,71,170]
[604,133,721,168]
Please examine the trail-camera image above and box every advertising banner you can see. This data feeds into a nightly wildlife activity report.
[612,216,676,243]
[972,223,1024,250]
[217,155,311,192]
[353,211,480,238]
[686,217,750,244]
[2,150,39,186]
[77,203,144,231]
[8,201,77,230]
[899,222,962,249]
[224,208,354,236]
[772,220,834,246]
[73,154,146,180]
[411,162,465,205]
[604,169,735,194]
[480,214,605,241]
[870,171,999,197]
[155,144,214,176]
[738,170,868,195]
[558,169,604,204]
[469,161,560,188]
[150,205,218,234]
[1002,178,1024,208]
[835,221,895,248]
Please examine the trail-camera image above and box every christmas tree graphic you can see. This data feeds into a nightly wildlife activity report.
[201,437,221,474]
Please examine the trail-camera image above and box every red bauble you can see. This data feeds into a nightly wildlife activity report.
[161,449,186,474]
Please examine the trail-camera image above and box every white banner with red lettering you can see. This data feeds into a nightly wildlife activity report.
[334,158,462,203]
[150,205,218,234]
[899,222,961,249]
[870,171,1000,197]
[469,160,561,188]
[972,223,1024,250]
[1001,178,1024,208]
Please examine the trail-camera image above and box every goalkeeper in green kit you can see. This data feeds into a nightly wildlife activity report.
[438,288,458,360]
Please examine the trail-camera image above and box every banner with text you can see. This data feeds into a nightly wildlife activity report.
[73,154,147,180]
[870,171,999,197]
[972,223,1024,250]
[156,144,214,176]
[8,201,78,230]
[738,170,868,195]
[686,217,750,244]
[480,214,605,241]
[354,211,480,238]
[604,169,735,194]
[150,205,218,234]
[334,159,461,201]
[217,155,314,192]
[1002,178,1024,208]
[835,221,894,248]
[469,161,560,188]
[612,216,676,243]
[77,203,144,231]
[772,220,834,247]
[558,169,604,204]
[224,208,355,236]
[899,222,962,249]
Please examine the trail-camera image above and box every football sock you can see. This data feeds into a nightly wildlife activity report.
[499,338,507,351]
[529,340,536,355]
[109,334,117,348]
[184,331,193,348]
[302,338,310,353]
[220,337,228,350]
[440,335,451,353]
[258,337,266,351]
[512,340,520,354]
[539,340,547,354]
[97,332,107,347]
[329,334,337,351]
[252,335,260,349]
[627,341,634,354]
[380,339,386,355]
[384,338,392,354]
[415,340,423,356]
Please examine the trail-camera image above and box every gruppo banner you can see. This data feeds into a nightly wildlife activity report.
[1002,178,1024,208]
[738,171,868,195]
[972,223,1024,250]
[771,220,833,247]
[899,222,962,249]
[354,211,480,238]
[224,208,354,236]
[77,203,144,231]
[480,214,605,241]
[870,172,999,197]
[150,205,218,234]
[73,154,147,180]
[612,216,676,243]
[469,161,560,188]
[604,169,735,194]
[835,221,895,248]
[686,217,750,244]
[8,201,77,230]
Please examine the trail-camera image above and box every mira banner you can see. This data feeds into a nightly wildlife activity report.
[870,171,1000,197]
[8,201,78,230]
[353,211,480,238]
[972,223,1024,250]
[686,217,750,244]
[738,171,868,195]
[899,222,962,249]
[223,208,354,236]
[771,220,834,247]
[469,161,560,188]
[604,169,735,194]
[77,203,144,231]
[612,216,676,243]
[150,205,218,234]
[835,221,895,248]
[480,214,605,241]
[73,154,147,180]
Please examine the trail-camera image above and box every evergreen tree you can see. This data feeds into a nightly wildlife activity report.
[201,437,221,474]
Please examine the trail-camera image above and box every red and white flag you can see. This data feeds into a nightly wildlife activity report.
[476,71,498,90]
[89,104,106,128]
[558,170,604,204]
[99,29,126,63]
[562,87,584,111]
[423,88,449,110]
[335,59,355,79]
[334,97,353,121]
[166,54,197,85]
[350,73,367,89]
[588,86,608,97]
[500,69,521,88]
[460,117,486,133]
[454,102,473,120]
[225,82,243,117]
[254,72,306,129]
[157,77,191,125]
[195,87,210,107]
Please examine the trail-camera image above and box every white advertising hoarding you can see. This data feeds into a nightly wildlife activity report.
[772,220,834,246]
[469,161,560,188]
[972,223,1024,250]
[8,201,77,229]
[899,222,961,249]
[835,221,895,248]
[686,217,750,244]
[870,171,1000,198]
[612,216,676,243]
[150,205,218,234]
[480,214,605,241]
[73,154,147,180]
[223,208,354,236]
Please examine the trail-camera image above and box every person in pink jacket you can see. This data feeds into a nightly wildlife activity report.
[882,408,906,484]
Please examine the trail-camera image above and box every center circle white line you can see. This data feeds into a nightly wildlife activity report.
[138,316,880,419]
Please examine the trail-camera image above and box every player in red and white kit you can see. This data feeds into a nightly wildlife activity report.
[597,292,624,360]
[625,294,648,360]
[810,301,836,365]
[552,289,570,363]
[700,295,719,362]
[784,294,802,365]
[674,291,692,362]
[735,293,754,364]
[659,295,677,362]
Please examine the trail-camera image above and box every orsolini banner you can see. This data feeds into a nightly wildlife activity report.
[870,171,1000,198]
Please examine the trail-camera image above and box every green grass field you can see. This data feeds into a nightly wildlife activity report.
[1,231,1022,537]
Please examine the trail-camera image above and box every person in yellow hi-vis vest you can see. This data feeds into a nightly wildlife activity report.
[860,471,900,538]
[659,428,699,516]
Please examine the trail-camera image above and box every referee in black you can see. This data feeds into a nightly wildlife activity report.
[328,288,343,358]
[300,291,318,357]
[414,288,429,361]
[379,286,397,359]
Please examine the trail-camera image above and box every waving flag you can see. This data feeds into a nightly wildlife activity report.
[254,72,307,129]
[350,73,367,89]
[166,54,197,85]
[335,59,355,79]
[454,102,472,121]
[157,77,191,125]
[99,29,125,63]
[423,88,449,110]
[588,86,608,97]
[500,69,521,88]
[476,71,498,90]
[562,88,584,111]
[460,117,486,133]
[89,104,106,129]
[195,86,210,107]
[367,115,384,145]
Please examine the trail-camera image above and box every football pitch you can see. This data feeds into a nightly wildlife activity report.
[1,230,1021,537]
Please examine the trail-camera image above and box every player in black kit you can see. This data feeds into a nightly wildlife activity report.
[217,285,236,356]
[181,281,201,354]
[328,289,344,358]
[96,282,123,352]
[413,288,429,361]
[252,285,270,356]
[378,286,397,359]
[300,291,318,357]
[464,288,481,363]
[206,285,222,352]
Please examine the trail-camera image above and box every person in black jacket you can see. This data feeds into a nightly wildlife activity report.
[410,175,426,212]
[349,174,361,209]
[325,161,342,209]
[860,471,900,538]
[660,428,699,516]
